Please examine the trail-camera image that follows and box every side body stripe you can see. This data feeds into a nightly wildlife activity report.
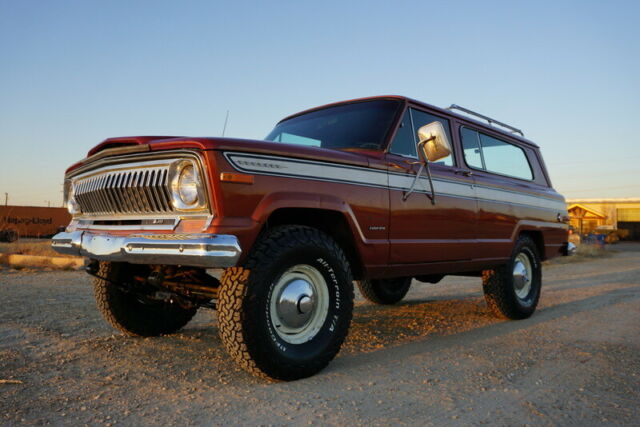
[223,152,567,213]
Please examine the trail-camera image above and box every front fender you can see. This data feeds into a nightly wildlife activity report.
[251,191,368,242]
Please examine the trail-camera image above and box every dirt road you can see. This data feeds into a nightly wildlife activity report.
[1,245,639,425]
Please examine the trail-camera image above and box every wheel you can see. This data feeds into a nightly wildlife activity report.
[217,225,354,380]
[93,262,197,336]
[482,236,542,319]
[356,277,411,305]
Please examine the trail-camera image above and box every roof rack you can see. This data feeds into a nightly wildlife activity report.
[447,104,524,137]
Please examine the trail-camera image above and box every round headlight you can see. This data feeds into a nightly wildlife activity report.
[177,164,199,206]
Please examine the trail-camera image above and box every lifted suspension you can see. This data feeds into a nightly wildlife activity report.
[85,260,220,309]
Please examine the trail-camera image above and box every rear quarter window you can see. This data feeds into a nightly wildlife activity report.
[460,127,533,181]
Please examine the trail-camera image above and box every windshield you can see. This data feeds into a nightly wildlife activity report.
[265,100,402,150]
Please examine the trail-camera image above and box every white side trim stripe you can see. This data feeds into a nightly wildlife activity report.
[224,152,566,212]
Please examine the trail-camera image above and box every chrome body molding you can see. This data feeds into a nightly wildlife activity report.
[71,217,179,231]
[66,214,214,232]
[51,231,242,268]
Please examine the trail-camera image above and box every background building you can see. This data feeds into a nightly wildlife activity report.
[0,205,70,241]
[567,198,640,239]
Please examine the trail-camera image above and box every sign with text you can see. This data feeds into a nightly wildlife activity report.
[0,206,70,238]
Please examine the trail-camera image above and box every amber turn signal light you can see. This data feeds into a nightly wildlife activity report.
[220,172,254,184]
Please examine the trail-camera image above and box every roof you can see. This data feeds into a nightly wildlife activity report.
[278,95,539,148]
[567,204,607,219]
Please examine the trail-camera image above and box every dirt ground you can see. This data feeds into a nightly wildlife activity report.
[1,244,639,426]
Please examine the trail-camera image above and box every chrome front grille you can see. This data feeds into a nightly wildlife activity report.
[73,165,174,215]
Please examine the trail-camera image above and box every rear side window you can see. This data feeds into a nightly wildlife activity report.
[460,128,533,180]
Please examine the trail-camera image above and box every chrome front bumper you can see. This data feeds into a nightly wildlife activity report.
[51,231,242,268]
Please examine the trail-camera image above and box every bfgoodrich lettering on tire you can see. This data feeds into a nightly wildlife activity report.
[217,225,354,380]
[482,236,542,319]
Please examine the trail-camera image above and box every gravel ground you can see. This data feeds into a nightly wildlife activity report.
[1,244,639,426]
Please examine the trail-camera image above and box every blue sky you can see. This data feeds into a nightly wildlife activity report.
[1,0,639,206]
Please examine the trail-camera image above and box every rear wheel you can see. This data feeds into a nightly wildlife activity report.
[482,236,542,319]
[93,262,197,336]
[356,277,412,305]
[217,225,354,380]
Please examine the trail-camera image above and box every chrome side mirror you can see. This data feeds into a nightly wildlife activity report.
[417,121,452,162]
[403,121,452,205]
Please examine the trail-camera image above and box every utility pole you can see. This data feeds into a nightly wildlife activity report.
[4,192,7,206]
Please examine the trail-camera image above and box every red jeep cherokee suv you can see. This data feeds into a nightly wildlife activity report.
[53,96,572,380]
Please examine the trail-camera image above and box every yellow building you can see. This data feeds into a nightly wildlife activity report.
[567,198,640,239]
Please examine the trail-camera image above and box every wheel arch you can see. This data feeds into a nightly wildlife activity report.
[262,207,365,280]
[518,229,545,260]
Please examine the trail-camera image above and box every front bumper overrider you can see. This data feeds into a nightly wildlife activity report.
[51,231,242,268]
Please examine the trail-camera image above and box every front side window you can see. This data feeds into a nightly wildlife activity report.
[460,127,533,180]
[388,109,415,157]
[388,108,454,166]
[265,100,402,150]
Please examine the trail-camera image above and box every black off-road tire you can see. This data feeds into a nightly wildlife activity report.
[356,277,412,305]
[217,225,354,381]
[482,236,542,319]
[93,261,197,337]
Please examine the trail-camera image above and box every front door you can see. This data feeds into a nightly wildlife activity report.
[387,107,478,264]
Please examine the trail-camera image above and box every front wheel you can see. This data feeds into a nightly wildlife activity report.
[93,262,197,336]
[217,226,354,380]
[482,236,542,319]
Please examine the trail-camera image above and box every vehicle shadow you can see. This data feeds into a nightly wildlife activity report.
[74,280,638,385]
[169,280,639,364]
[335,284,640,371]
[343,296,492,354]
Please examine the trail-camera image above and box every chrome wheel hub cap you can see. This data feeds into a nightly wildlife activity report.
[276,279,315,328]
[513,253,533,299]
[270,264,329,344]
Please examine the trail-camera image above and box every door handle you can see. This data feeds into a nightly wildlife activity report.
[455,170,473,177]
